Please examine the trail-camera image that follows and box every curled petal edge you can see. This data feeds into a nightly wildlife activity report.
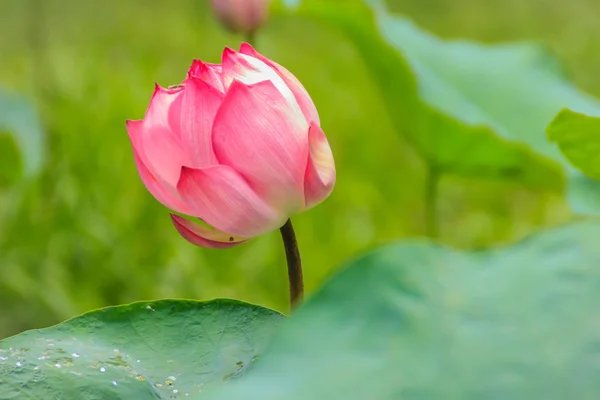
[170,214,248,249]
[304,122,336,210]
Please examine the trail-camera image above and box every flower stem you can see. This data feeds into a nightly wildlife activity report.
[425,164,440,238]
[279,219,304,309]
[245,30,256,47]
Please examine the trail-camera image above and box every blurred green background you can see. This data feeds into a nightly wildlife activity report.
[0,0,598,338]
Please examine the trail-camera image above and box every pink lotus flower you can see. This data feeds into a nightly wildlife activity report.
[210,0,270,35]
[126,44,335,248]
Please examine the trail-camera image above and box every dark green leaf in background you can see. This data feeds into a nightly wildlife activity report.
[0,299,282,399]
[287,1,562,189]
[204,221,600,399]
[284,0,600,213]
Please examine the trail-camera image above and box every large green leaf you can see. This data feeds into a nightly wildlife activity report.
[0,299,282,399]
[0,89,45,186]
[285,0,600,212]
[547,109,600,179]
[204,221,600,399]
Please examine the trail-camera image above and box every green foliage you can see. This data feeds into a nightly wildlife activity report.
[290,0,600,214]
[6,221,600,399]
[293,1,560,188]
[547,109,600,179]
[0,299,282,399]
[204,221,600,399]
[0,90,44,187]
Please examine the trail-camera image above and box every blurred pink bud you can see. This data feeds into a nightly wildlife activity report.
[210,0,270,34]
[126,44,335,248]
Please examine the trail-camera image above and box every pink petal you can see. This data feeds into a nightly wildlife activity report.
[212,80,309,213]
[130,147,191,214]
[126,119,183,189]
[177,165,285,238]
[129,85,191,187]
[127,120,189,212]
[140,123,191,187]
[145,84,185,132]
[188,60,225,92]
[179,76,223,167]
[221,47,302,116]
[170,214,248,248]
[126,119,145,160]
[240,42,320,125]
[304,122,336,209]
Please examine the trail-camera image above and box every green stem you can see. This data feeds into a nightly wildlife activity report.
[425,164,440,238]
[279,219,304,309]
[245,30,256,47]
